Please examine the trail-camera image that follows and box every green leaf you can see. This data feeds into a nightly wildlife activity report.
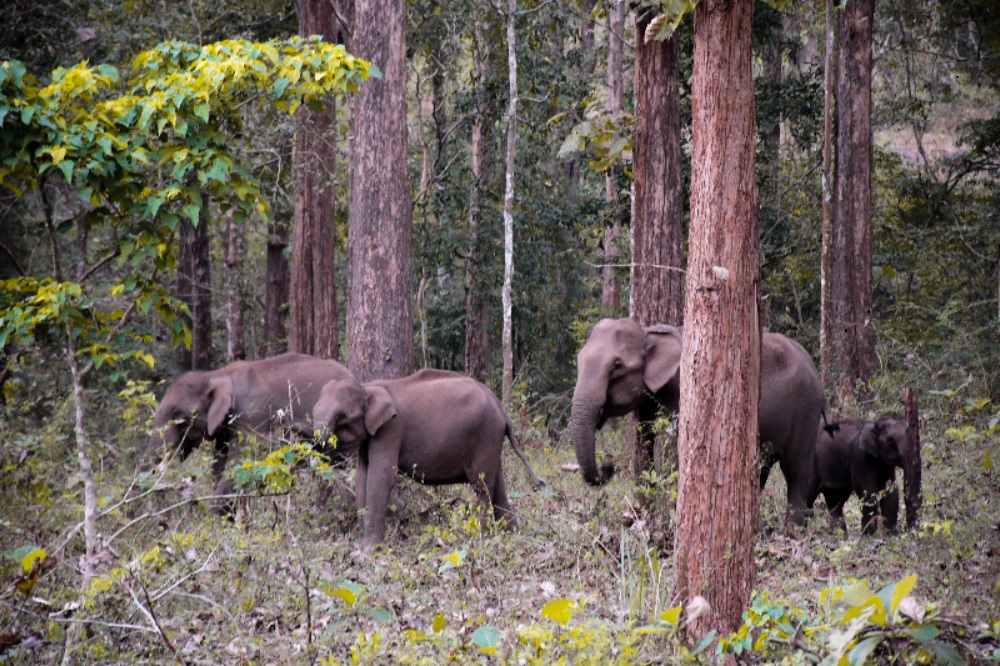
[932,641,964,665]
[366,608,392,624]
[271,77,290,97]
[57,159,74,183]
[904,624,940,642]
[848,635,882,666]
[541,598,582,625]
[691,629,717,655]
[181,203,201,225]
[193,102,210,123]
[470,625,500,650]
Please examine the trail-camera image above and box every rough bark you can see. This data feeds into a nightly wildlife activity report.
[264,218,290,356]
[501,0,518,409]
[902,386,922,530]
[347,0,414,382]
[820,0,835,392]
[601,0,625,313]
[829,0,875,400]
[225,213,246,362]
[290,0,339,360]
[674,0,759,640]
[464,18,494,383]
[632,10,684,328]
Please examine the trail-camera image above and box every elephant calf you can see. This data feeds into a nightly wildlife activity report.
[815,415,908,534]
[146,353,355,509]
[313,369,544,545]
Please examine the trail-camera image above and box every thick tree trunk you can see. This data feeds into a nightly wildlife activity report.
[347,0,414,382]
[632,11,684,328]
[601,0,625,313]
[225,213,246,362]
[820,0,835,391]
[501,0,518,409]
[464,18,494,384]
[829,0,875,400]
[290,0,339,360]
[264,219,290,356]
[674,0,759,640]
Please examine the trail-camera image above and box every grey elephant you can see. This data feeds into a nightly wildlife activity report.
[815,415,908,534]
[568,318,833,527]
[147,353,355,506]
[313,369,544,545]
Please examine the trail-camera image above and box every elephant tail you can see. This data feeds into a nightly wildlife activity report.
[821,405,839,435]
[505,422,546,491]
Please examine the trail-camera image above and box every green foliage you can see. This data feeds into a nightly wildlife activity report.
[230,441,337,493]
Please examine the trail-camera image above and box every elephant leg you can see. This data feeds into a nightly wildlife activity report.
[779,458,811,528]
[759,453,778,490]
[355,446,369,513]
[210,435,237,516]
[880,484,900,533]
[823,489,850,533]
[362,457,397,546]
[491,471,516,530]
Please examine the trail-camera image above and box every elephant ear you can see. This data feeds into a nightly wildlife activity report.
[642,325,683,393]
[857,421,880,458]
[364,385,397,436]
[206,376,236,437]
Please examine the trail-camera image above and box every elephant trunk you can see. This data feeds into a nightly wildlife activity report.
[568,386,615,487]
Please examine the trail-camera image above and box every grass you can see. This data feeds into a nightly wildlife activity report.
[0,385,997,664]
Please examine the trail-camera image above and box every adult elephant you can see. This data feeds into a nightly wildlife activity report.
[146,353,355,508]
[568,318,832,526]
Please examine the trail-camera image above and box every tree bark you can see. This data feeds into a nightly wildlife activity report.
[674,0,759,640]
[225,213,246,362]
[464,17,495,384]
[902,386,922,530]
[501,0,519,409]
[290,0,340,360]
[632,10,684,327]
[829,0,875,400]
[347,0,414,382]
[177,215,213,370]
[264,218,290,356]
[820,0,835,392]
[601,0,625,314]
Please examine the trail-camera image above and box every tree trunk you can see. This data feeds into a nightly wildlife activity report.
[829,0,874,400]
[902,386,922,530]
[674,0,759,640]
[820,0,835,392]
[601,0,625,314]
[264,218,290,356]
[581,0,595,60]
[225,213,246,362]
[289,0,339,360]
[347,0,414,382]
[177,215,213,370]
[501,0,519,410]
[632,10,684,327]
[464,17,494,384]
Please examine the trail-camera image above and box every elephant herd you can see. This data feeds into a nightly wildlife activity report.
[146,318,913,544]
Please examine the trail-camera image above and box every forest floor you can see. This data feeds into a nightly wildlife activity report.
[1,386,997,664]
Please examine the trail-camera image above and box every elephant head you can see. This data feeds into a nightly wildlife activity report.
[313,378,397,455]
[148,371,235,463]
[568,318,683,486]
[858,415,908,468]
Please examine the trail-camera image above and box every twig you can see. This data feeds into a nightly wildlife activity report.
[286,523,315,665]
[78,248,121,283]
[0,242,25,275]
[150,545,220,603]
[123,572,183,663]
[49,617,158,633]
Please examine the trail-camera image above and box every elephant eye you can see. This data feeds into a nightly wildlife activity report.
[613,358,624,369]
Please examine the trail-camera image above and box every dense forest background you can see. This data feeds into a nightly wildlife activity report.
[1,0,997,663]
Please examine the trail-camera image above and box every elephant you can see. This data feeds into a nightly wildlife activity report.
[815,415,908,534]
[568,317,833,527]
[146,353,355,508]
[312,369,544,545]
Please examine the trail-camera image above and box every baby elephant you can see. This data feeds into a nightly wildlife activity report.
[815,415,908,534]
[313,369,545,545]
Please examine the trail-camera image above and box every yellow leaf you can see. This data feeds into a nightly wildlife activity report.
[432,613,447,633]
[890,574,918,618]
[658,606,682,626]
[49,146,68,165]
[541,598,582,625]
[21,548,46,574]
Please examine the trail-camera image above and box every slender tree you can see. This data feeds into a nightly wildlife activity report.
[348,0,414,382]
[176,215,213,370]
[828,0,875,399]
[264,218,290,356]
[224,212,247,362]
[632,8,684,328]
[674,0,759,639]
[819,0,835,389]
[601,0,625,313]
[501,0,519,409]
[289,0,342,360]
[464,17,495,384]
